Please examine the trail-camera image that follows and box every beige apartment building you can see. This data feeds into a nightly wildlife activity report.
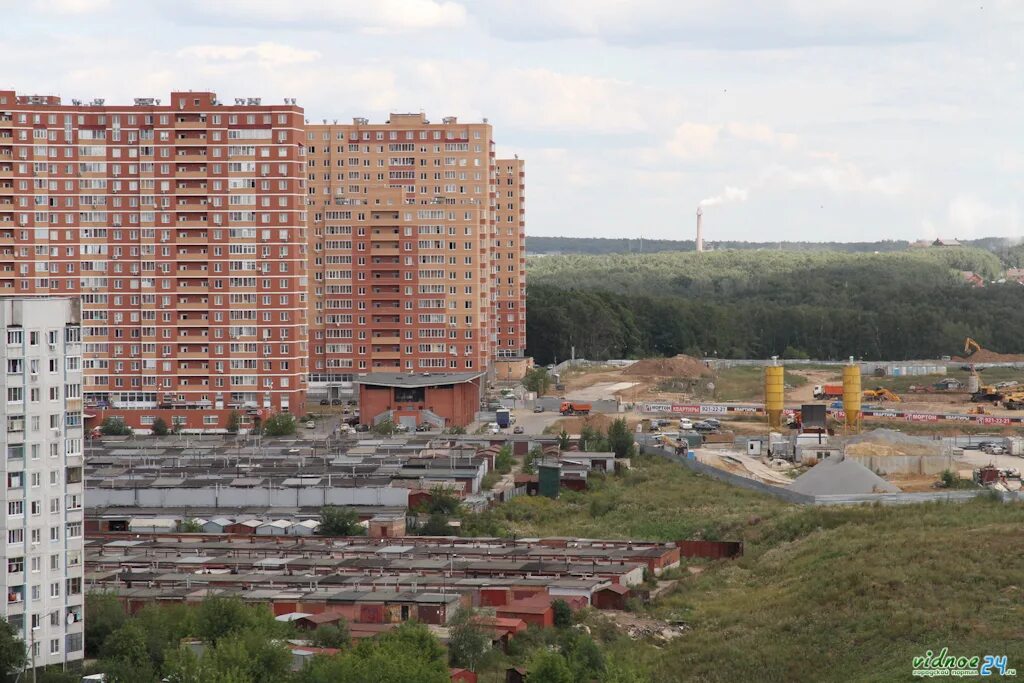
[304,114,526,394]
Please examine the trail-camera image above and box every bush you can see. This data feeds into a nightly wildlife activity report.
[179,518,203,533]
[372,418,398,436]
[151,417,169,436]
[552,599,572,628]
[494,445,514,474]
[261,413,297,437]
[318,506,364,536]
[100,416,133,436]
[311,622,350,649]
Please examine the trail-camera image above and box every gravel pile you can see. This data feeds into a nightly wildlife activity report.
[788,454,900,495]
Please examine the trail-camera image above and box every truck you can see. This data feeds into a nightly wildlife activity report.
[495,407,511,428]
[812,384,844,400]
[559,401,592,416]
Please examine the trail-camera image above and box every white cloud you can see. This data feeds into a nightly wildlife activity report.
[666,122,721,159]
[947,195,1020,238]
[176,43,321,68]
[761,162,911,197]
[725,122,798,149]
[700,186,748,207]
[175,0,467,33]
[33,0,111,14]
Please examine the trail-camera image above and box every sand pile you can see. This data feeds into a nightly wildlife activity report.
[789,455,900,495]
[624,355,710,378]
[845,429,939,457]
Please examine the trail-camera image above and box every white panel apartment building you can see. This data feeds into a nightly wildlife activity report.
[1,298,85,669]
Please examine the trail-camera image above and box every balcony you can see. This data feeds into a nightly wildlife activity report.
[369,248,400,257]
[370,351,401,361]
[370,335,401,345]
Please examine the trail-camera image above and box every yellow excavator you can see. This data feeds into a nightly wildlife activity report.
[964,337,982,356]
[863,387,902,402]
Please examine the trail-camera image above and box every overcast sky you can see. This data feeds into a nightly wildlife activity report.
[2,0,1022,242]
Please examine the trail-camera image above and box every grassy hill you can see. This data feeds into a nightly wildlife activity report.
[472,455,1024,682]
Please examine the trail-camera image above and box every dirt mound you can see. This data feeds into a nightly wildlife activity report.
[550,413,618,435]
[954,349,1024,362]
[845,429,939,457]
[624,355,710,378]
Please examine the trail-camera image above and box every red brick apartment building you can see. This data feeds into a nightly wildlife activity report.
[0,94,528,431]
[0,91,308,430]
[303,114,527,395]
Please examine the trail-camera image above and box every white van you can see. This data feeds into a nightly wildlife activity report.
[679,418,694,430]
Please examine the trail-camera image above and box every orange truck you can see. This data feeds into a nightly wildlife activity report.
[812,384,844,400]
[559,401,592,415]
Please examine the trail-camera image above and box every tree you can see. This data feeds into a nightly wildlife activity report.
[225,410,241,434]
[0,618,26,678]
[522,446,541,474]
[523,367,553,395]
[371,418,398,436]
[196,595,284,646]
[447,608,489,670]
[85,592,127,657]
[418,512,452,536]
[527,649,572,683]
[442,425,466,435]
[494,444,514,474]
[100,621,151,672]
[606,418,634,458]
[557,429,571,451]
[300,623,449,683]
[311,622,350,649]
[151,417,169,436]
[551,599,572,629]
[261,413,297,436]
[100,416,133,436]
[318,506,364,536]
[179,518,203,533]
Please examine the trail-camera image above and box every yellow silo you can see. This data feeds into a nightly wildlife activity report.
[842,362,862,432]
[764,364,785,430]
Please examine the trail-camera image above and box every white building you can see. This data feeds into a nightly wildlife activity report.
[1,298,85,669]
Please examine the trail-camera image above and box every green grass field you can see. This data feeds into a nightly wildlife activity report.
[688,366,809,403]
[473,455,1024,682]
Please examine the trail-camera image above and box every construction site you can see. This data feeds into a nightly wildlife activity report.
[544,338,1024,498]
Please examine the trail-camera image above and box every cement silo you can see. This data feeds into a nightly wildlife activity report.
[764,360,785,430]
[842,361,862,432]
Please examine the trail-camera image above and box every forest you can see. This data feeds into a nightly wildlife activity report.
[525,246,1024,363]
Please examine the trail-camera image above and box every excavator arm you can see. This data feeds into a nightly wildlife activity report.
[964,337,982,356]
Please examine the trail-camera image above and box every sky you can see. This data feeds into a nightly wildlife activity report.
[1,0,1023,243]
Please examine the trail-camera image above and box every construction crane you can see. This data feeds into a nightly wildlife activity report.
[963,337,982,356]
[863,387,902,402]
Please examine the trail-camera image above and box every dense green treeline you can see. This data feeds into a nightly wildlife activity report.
[526,247,1024,363]
[527,235,914,255]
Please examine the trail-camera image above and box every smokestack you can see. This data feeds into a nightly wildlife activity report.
[695,207,704,253]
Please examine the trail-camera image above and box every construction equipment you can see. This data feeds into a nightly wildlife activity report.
[559,401,592,416]
[964,337,982,356]
[968,405,988,415]
[971,386,1004,403]
[862,387,902,402]
[812,384,844,400]
[1003,392,1024,410]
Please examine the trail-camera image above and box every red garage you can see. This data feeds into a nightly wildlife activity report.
[356,372,483,430]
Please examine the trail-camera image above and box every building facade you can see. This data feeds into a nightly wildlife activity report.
[304,114,527,393]
[0,91,308,430]
[0,298,85,669]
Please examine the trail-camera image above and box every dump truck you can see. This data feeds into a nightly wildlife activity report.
[971,386,1004,403]
[812,384,844,400]
[559,401,592,415]
[1003,392,1024,410]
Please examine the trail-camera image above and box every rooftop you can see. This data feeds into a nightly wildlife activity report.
[355,372,484,388]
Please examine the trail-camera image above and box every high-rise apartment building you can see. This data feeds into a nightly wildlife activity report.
[304,114,527,393]
[0,298,85,669]
[0,91,308,430]
[493,158,527,364]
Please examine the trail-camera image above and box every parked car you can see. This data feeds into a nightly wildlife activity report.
[319,398,330,406]
[829,400,844,410]
[305,420,316,429]
[678,418,694,430]
[513,426,524,434]
[330,398,343,406]
[693,421,717,433]
[487,422,501,434]
[354,423,369,432]
[703,418,721,429]
[983,444,1006,455]
[975,440,997,451]
[394,423,409,433]
[415,423,431,432]
[533,405,544,413]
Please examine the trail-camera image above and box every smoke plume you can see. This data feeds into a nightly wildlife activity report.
[699,186,748,208]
